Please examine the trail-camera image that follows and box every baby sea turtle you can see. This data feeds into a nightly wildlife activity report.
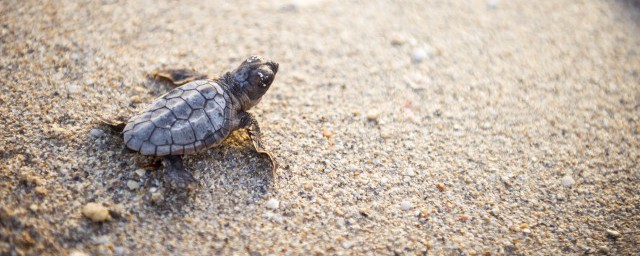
[121,56,278,190]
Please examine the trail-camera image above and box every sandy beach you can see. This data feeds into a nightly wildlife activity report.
[1,0,639,255]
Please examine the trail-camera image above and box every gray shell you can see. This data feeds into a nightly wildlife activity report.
[123,80,232,156]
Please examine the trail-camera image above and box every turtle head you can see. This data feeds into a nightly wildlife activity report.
[231,56,279,104]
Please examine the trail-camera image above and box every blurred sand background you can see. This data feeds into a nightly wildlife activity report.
[1,0,639,255]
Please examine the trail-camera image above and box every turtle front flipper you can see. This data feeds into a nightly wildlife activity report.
[239,112,277,177]
[163,155,197,190]
[152,69,208,86]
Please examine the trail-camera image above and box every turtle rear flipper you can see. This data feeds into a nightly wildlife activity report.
[152,69,208,86]
[163,155,197,191]
[96,115,128,133]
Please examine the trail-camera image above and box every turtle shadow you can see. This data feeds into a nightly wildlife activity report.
[92,102,275,212]
[192,131,275,189]
[150,131,275,210]
[611,0,640,33]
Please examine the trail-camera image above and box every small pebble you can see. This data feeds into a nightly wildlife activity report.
[266,198,280,210]
[606,229,621,238]
[89,128,105,138]
[67,84,82,94]
[34,186,48,196]
[401,201,413,211]
[69,251,89,256]
[412,46,435,63]
[366,110,380,121]
[404,167,416,177]
[342,241,354,249]
[134,169,146,177]
[303,182,313,191]
[390,34,407,46]
[403,108,417,123]
[487,0,499,9]
[127,180,140,190]
[113,246,125,255]
[151,192,164,204]
[418,209,430,218]
[598,246,610,253]
[91,235,110,244]
[561,175,575,187]
[82,203,111,222]
[411,48,427,63]
[130,95,143,104]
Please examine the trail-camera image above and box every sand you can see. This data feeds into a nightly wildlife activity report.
[1,0,639,255]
